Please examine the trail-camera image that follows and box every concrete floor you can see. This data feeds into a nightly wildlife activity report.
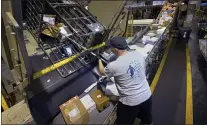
[152,37,186,124]
[2,100,32,124]
[151,13,207,124]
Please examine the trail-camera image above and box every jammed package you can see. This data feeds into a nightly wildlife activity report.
[80,94,96,113]
[43,14,56,25]
[91,90,110,112]
[58,26,72,42]
[62,46,73,57]
[59,96,89,124]
[87,23,104,32]
[56,23,72,42]
[42,25,60,38]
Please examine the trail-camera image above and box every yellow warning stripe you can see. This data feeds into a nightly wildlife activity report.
[2,95,9,111]
[185,44,193,124]
[150,38,172,93]
[33,42,105,79]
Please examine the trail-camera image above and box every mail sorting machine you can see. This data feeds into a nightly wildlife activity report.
[18,0,177,124]
[131,3,178,84]
[50,2,178,124]
[24,0,106,78]
[21,0,110,124]
[51,3,178,124]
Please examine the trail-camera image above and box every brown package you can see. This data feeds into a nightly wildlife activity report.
[91,90,110,112]
[41,26,60,38]
[59,96,89,124]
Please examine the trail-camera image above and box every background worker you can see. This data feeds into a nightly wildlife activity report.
[98,36,152,124]
[179,0,188,25]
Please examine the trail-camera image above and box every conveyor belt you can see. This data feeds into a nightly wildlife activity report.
[151,39,187,124]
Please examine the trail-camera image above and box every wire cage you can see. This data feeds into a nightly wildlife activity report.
[25,0,106,77]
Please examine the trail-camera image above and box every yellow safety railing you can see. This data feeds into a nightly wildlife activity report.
[126,12,134,38]
[33,42,106,79]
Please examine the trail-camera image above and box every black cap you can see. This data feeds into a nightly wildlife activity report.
[106,36,128,50]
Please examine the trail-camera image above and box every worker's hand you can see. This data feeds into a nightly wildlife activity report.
[98,76,107,83]
[98,59,105,76]
[98,59,102,63]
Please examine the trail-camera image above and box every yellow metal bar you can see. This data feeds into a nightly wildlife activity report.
[33,42,105,79]
[130,15,134,37]
[126,11,134,38]
[185,44,193,124]
[2,94,9,111]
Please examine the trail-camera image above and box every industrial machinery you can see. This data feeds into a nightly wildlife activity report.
[1,0,179,124]
[1,0,128,123]
[24,0,106,78]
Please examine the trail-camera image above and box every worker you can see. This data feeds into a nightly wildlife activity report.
[179,0,188,20]
[98,36,152,124]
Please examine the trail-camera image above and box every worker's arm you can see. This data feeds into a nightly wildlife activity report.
[98,59,113,78]
[98,59,105,75]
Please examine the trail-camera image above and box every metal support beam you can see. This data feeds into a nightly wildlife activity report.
[5,12,32,90]
[1,0,14,69]
[11,0,23,28]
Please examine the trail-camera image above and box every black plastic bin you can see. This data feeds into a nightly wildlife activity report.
[179,27,192,43]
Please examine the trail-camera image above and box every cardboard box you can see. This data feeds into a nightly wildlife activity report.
[59,96,89,124]
[80,94,96,113]
[91,90,110,112]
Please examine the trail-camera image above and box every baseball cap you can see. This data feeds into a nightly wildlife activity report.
[105,36,128,50]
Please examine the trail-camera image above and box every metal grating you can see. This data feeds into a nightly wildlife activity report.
[25,0,105,77]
